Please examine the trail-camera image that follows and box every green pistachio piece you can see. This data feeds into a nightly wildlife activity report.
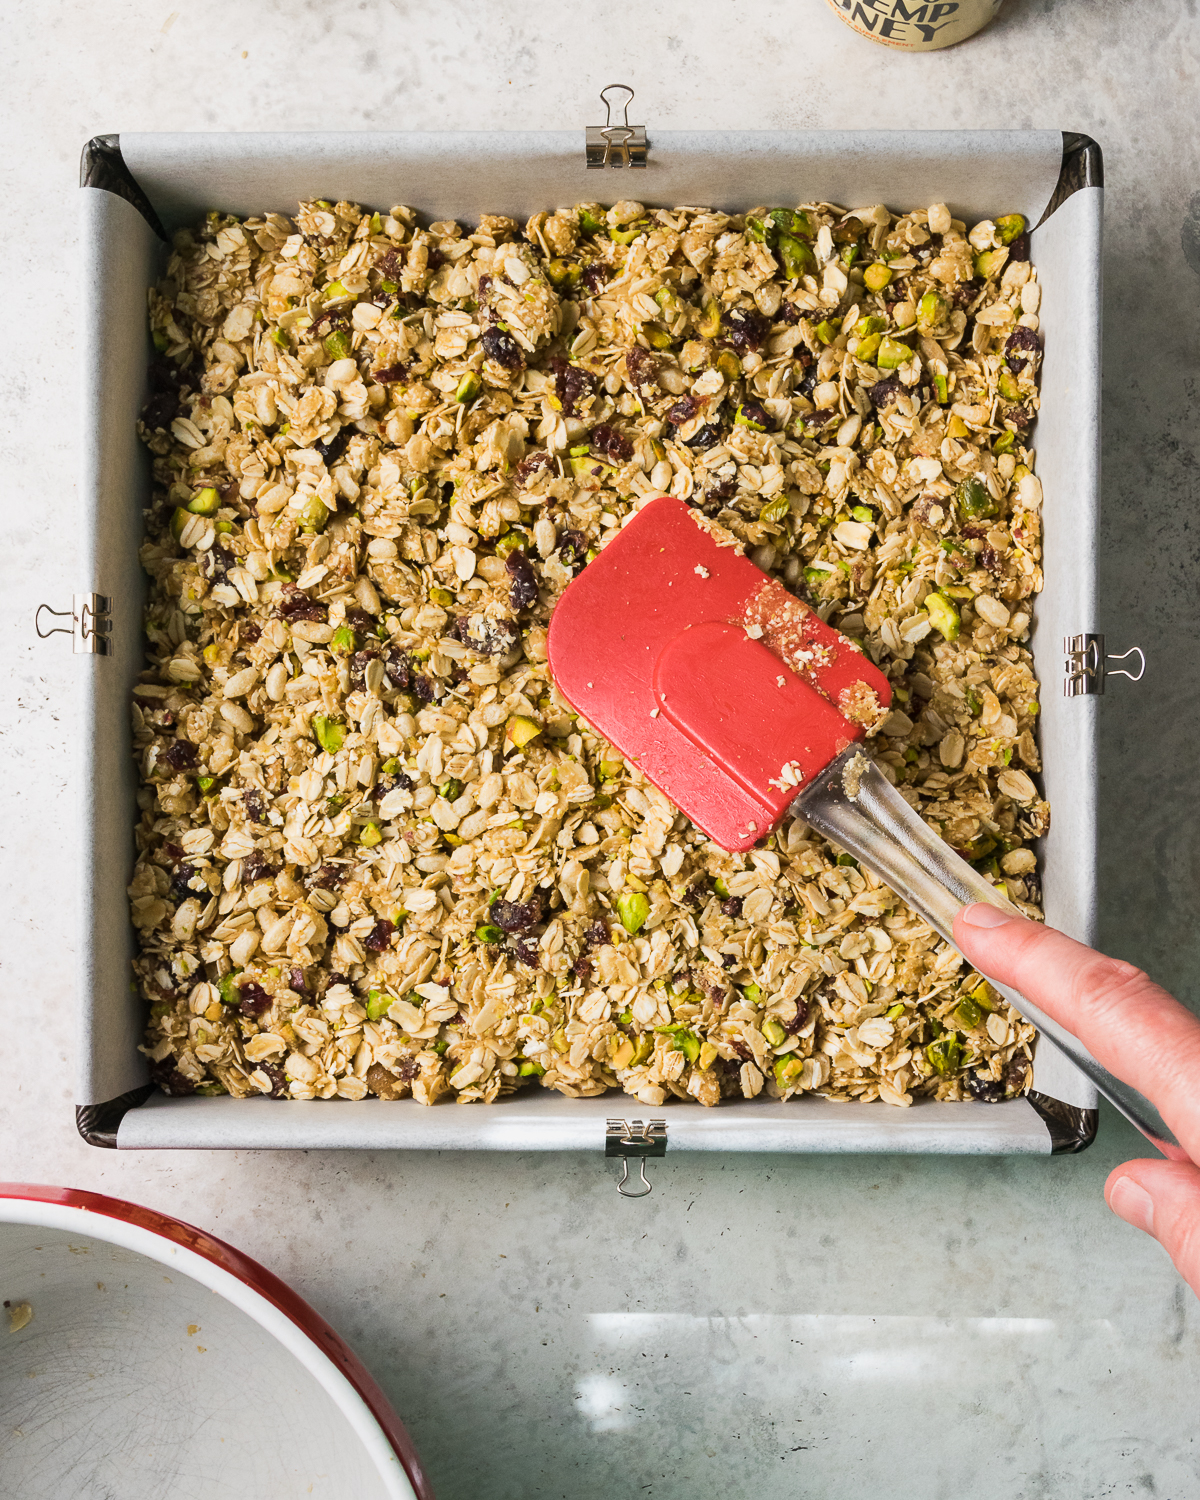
[995,214,1026,245]
[616,891,650,934]
[518,1058,546,1077]
[578,206,606,235]
[454,370,481,403]
[610,219,650,245]
[170,506,192,543]
[926,1036,963,1076]
[323,279,351,301]
[599,759,624,780]
[774,1056,804,1091]
[429,586,456,606]
[814,319,837,345]
[197,775,217,795]
[934,373,949,404]
[851,504,873,524]
[835,853,858,868]
[476,923,504,943]
[856,332,883,363]
[863,263,893,291]
[546,258,581,287]
[187,486,220,516]
[631,1033,654,1067]
[654,285,683,319]
[359,822,382,848]
[439,777,463,801]
[955,996,984,1030]
[925,591,960,642]
[713,877,730,899]
[875,336,911,370]
[998,370,1021,401]
[917,290,947,331]
[839,242,861,269]
[312,714,346,754]
[993,429,1017,455]
[854,314,887,338]
[270,327,289,348]
[735,402,766,432]
[217,971,243,1007]
[743,982,762,1004]
[956,476,998,520]
[698,301,722,339]
[645,327,674,350]
[778,234,816,279]
[298,493,330,533]
[676,1029,701,1064]
[505,715,543,750]
[759,494,790,525]
[715,350,742,383]
[365,989,390,1021]
[323,329,353,361]
[745,215,774,246]
[762,1018,787,1047]
[331,625,356,654]
[974,249,1005,279]
[886,1001,906,1020]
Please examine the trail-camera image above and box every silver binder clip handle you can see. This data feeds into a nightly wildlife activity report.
[606,1117,667,1196]
[35,594,112,655]
[35,604,74,640]
[1106,645,1145,683]
[586,85,647,170]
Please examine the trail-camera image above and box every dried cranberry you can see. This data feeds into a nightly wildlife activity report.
[141,390,181,431]
[168,862,195,902]
[315,427,350,466]
[289,966,308,994]
[580,262,608,296]
[375,249,405,282]
[511,934,540,968]
[458,614,518,657]
[148,357,185,393]
[150,1057,196,1096]
[1004,326,1041,373]
[242,849,278,884]
[798,368,819,399]
[344,607,376,633]
[481,327,525,370]
[1007,231,1030,263]
[550,357,597,418]
[721,953,737,969]
[310,306,349,336]
[238,982,272,1018]
[704,477,737,503]
[373,362,409,384]
[666,394,699,427]
[583,919,609,949]
[349,648,380,692]
[160,739,197,772]
[413,674,435,703]
[682,883,706,910]
[384,646,411,689]
[258,1061,289,1098]
[515,450,552,487]
[203,542,233,584]
[738,399,774,431]
[243,789,267,823]
[722,307,768,351]
[868,376,902,410]
[556,530,589,575]
[728,1038,753,1063]
[506,549,539,611]
[721,896,743,918]
[779,301,804,325]
[980,546,1004,577]
[492,893,544,932]
[685,423,723,450]
[572,955,593,981]
[1007,403,1035,434]
[395,1055,420,1083]
[376,770,413,798]
[625,345,657,391]
[965,1072,1006,1104]
[364,918,396,953]
[241,621,261,645]
[1003,1055,1030,1092]
[311,863,348,890]
[275,586,327,624]
[784,998,809,1033]
[589,423,633,463]
[951,278,982,310]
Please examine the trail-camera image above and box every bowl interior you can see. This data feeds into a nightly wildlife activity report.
[0,1221,398,1500]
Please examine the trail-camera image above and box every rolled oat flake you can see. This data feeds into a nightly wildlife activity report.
[824,0,1004,50]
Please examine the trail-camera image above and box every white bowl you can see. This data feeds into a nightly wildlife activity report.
[0,1183,431,1499]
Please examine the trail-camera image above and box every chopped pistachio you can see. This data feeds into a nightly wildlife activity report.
[921,592,959,642]
[759,494,790,525]
[187,486,220,515]
[365,989,390,1021]
[359,821,382,847]
[956,476,998,520]
[454,370,481,403]
[998,369,1020,401]
[698,301,722,338]
[995,213,1026,245]
[955,996,984,1030]
[993,429,1017,456]
[875,336,911,370]
[715,350,742,382]
[926,1036,963,1076]
[298,493,330,533]
[323,329,352,361]
[856,332,882,363]
[917,290,947,331]
[616,891,650,934]
[506,715,542,750]
[774,1056,804,1089]
[331,625,356,654]
[762,1018,787,1047]
[863,263,893,291]
[312,714,346,754]
[778,234,816,279]
[476,923,503,943]
[545,258,581,287]
[217,971,243,1007]
[974,249,1005,279]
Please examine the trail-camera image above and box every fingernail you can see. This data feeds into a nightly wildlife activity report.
[959,903,1022,929]
[1109,1176,1156,1236]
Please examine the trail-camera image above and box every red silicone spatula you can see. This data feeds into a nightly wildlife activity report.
[546,494,1179,1158]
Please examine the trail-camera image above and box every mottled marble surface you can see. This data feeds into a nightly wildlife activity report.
[3,1,1200,1494]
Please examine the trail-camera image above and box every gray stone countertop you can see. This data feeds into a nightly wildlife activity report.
[2,1,1199,1493]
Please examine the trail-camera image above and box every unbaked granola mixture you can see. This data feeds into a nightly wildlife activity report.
[133,196,1047,1110]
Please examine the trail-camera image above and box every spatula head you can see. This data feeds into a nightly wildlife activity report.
[547,495,892,851]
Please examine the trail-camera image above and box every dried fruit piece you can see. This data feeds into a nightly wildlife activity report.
[506,549,539,611]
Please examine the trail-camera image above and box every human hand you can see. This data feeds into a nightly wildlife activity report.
[953,904,1200,1298]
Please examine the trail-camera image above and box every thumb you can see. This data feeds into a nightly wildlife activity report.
[1107,1160,1200,1298]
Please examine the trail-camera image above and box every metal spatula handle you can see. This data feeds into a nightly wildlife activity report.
[794,750,1181,1158]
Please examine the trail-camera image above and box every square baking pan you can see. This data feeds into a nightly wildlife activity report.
[73,126,1104,1158]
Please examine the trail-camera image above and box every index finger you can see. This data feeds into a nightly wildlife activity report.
[952,905,1200,1163]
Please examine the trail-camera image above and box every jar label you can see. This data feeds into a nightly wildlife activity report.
[824,0,1004,50]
